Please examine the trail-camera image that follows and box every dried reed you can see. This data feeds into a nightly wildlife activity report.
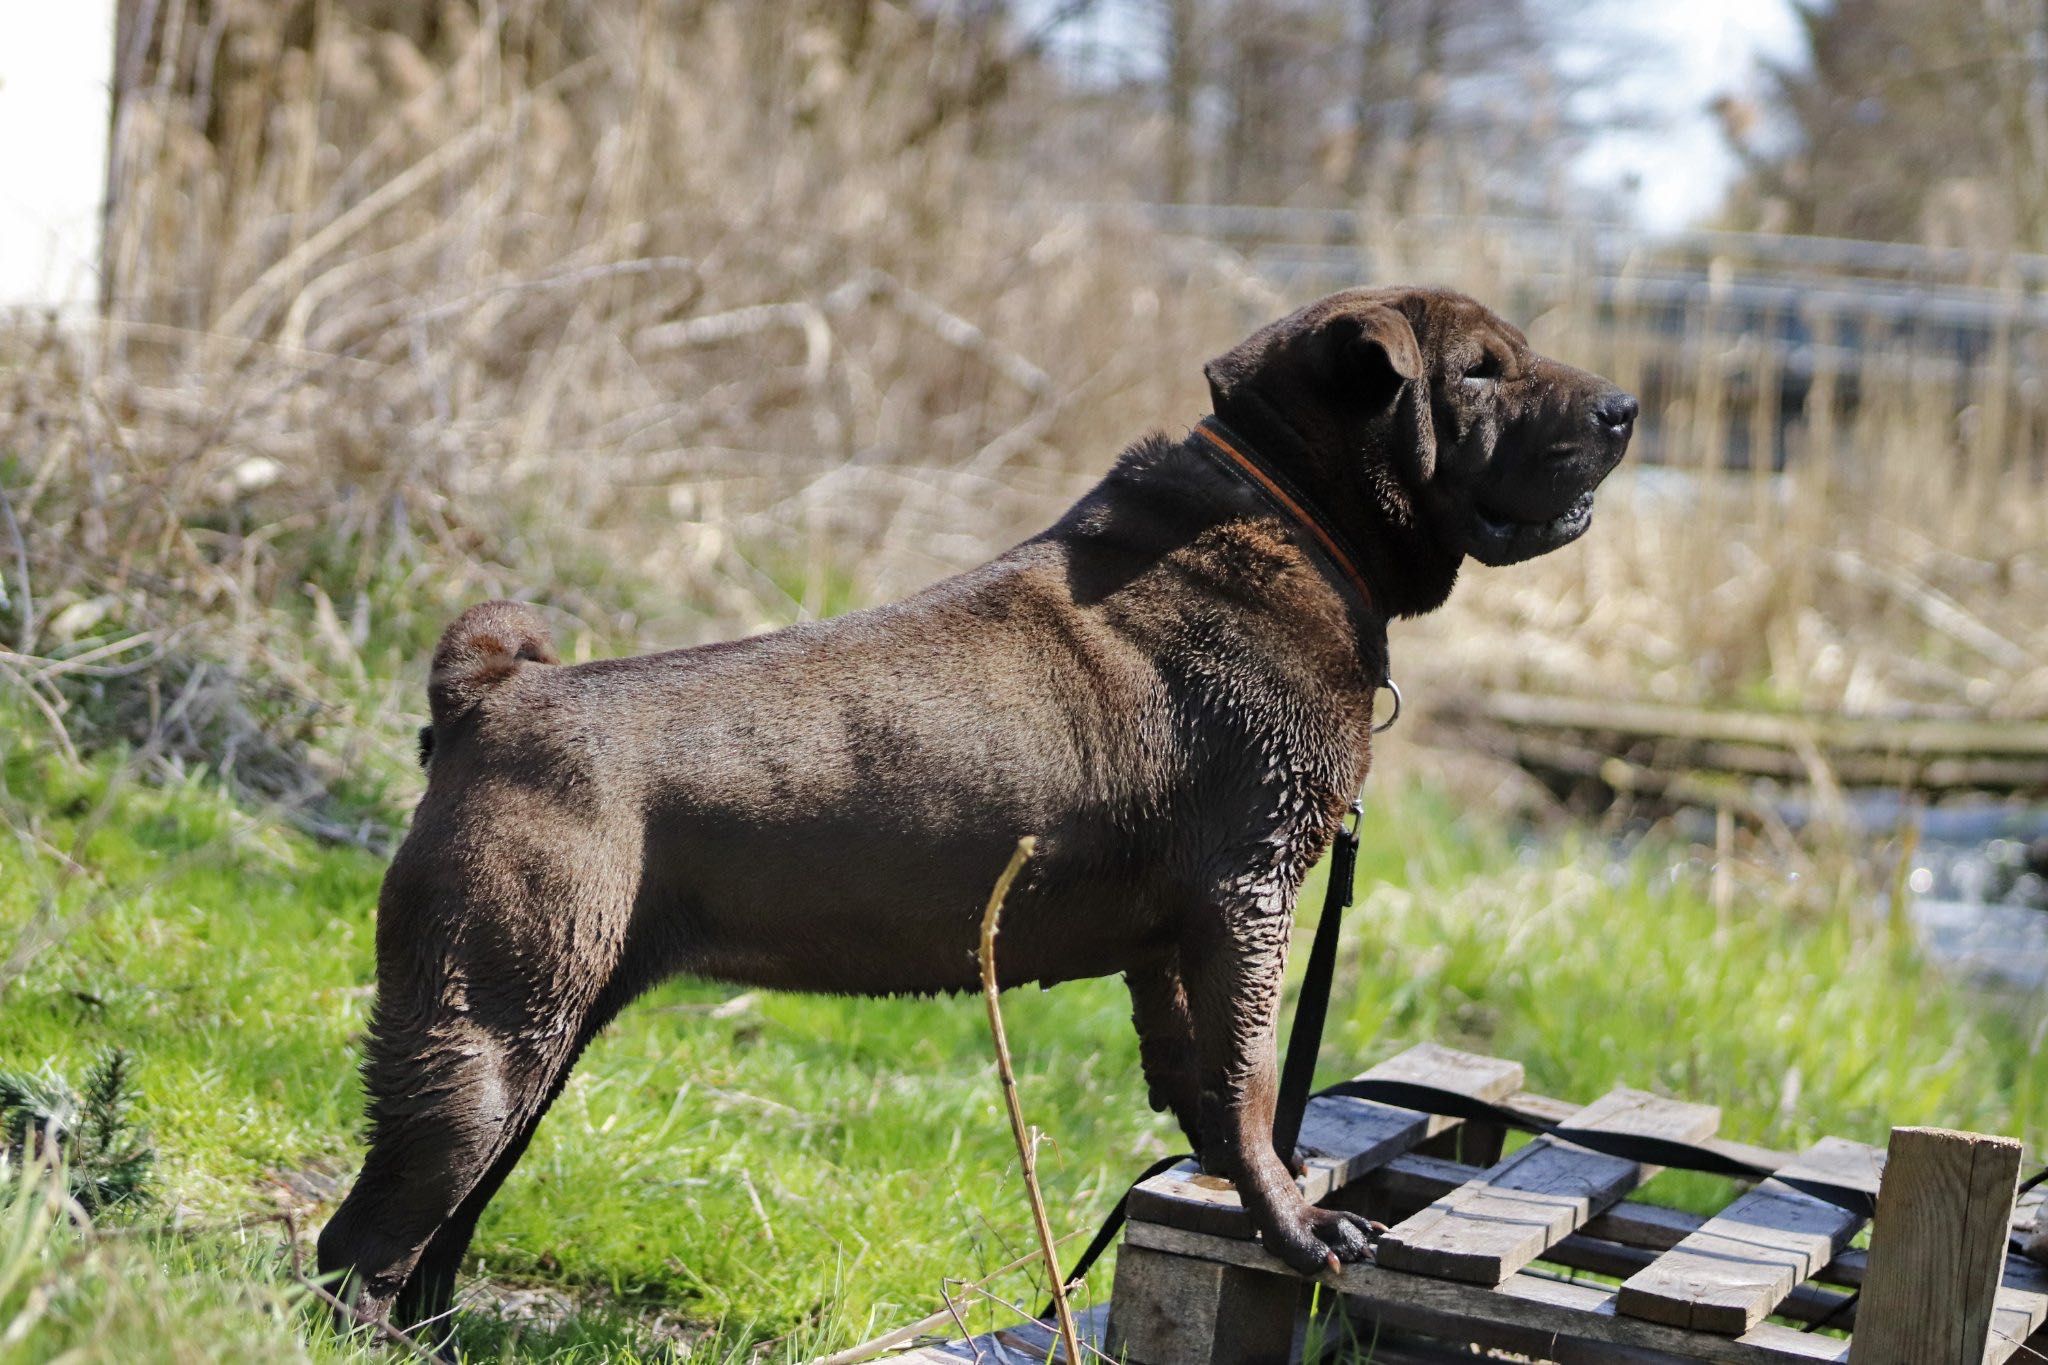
[2,1,2041,851]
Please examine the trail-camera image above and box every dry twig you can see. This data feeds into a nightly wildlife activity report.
[974,835,1082,1365]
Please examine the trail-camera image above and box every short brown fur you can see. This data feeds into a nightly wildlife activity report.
[318,286,1635,1336]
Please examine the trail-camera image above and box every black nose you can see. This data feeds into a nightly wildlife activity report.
[1594,392,1639,432]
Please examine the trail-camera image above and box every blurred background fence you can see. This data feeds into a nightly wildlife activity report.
[1130,201,2048,475]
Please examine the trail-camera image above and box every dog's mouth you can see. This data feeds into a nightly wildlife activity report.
[1466,489,1597,566]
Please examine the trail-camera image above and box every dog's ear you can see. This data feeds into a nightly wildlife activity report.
[1395,379,1438,485]
[1325,303,1434,485]
[1326,304,1422,404]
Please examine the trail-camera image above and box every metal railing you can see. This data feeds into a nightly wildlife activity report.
[1066,200,2048,470]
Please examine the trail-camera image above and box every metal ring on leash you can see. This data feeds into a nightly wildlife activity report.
[1373,678,1402,733]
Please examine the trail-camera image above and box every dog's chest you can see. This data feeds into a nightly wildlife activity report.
[1164,641,1372,882]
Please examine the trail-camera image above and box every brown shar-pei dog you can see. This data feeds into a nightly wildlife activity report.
[318,285,1636,1332]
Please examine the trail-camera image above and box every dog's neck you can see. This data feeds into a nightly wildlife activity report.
[1054,434,1391,699]
[1202,395,1464,620]
[1189,417,1378,620]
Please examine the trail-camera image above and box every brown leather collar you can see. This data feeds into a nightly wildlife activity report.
[1191,417,1377,618]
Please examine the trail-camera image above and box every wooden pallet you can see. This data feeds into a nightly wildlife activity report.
[1106,1043,2048,1365]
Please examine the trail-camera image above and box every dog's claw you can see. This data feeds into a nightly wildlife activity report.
[1263,1204,1379,1274]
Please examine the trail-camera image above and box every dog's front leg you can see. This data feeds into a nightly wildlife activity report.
[1183,886,1377,1275]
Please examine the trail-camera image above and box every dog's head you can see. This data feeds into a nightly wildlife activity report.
[1204,286,1635,594]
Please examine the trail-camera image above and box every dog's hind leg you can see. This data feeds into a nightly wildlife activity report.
[1126,953,1202,1156]
[317,835,636,1336]
[321,1021,576,1337]
[387,965,643,1332]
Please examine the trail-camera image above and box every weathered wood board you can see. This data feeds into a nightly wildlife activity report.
[1374,1087,1722,1286]
[1127,1042,1524,1238]
[890,1302,1109,1362]
[1848,1127,2023,1364]
[1107,1242,1297,1365]
[1987,1255,2048,1365]
[1616,1137,1884,1333]
[1126,1219,1848,1363]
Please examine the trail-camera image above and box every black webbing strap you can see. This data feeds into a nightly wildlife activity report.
[1272,800,1363,1163]
[1313,1076,1878,1216]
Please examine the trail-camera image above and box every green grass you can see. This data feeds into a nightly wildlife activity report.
[1,731,2041,1361]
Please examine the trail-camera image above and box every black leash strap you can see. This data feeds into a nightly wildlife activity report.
[1272,799,1363,1164]
[1313,1076,1880,1216]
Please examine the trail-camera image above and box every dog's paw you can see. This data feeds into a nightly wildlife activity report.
[1261,1204,1383,1274]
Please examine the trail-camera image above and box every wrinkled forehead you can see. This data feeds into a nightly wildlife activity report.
[1401,289,1529,363]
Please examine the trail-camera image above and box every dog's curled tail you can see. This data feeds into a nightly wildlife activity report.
[426,600,558,736]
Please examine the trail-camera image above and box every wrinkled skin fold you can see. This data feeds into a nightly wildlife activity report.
[317,285,1634,1337]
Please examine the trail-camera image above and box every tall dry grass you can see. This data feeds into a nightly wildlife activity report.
[4,1,1258,833]
[2,0,2044,845]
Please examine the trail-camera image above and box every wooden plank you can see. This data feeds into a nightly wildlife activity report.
[1503,1090,1794,1175]
[1439,691,2048,760]
[1106,1243,1299,1365]
[1375,1087,1722,1286]
[1341,1150,1708,1248]
[1849,1127,2023,1365]
[1366,1042,1529,1099]
[1343,1150,1894,1292]
[1124,1097,1429,1240]
[1353,1281,1826,1365]
[1337,1151,1862,1323]
[1537,1229,1859,1328]
[1616,1137,1883,1333]
[1985,1254,2048,1365]
[1124,1220,1846,1363]
[1127,1043,1523,1238]
[2019,1183,2046,1260]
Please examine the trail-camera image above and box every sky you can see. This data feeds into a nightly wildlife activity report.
[0,2,114,311]
[1562,0,1806,230]
[1045,0,1810,233]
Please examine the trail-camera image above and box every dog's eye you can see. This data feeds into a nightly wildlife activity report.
[1462,353,1502,384]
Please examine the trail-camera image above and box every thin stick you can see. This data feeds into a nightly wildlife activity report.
[812,1235,1080,1365]
[959,1283,1114,1364]
[267,1209,442,1364]
[293,1274,443,1363]
[975,835,1082,1364]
